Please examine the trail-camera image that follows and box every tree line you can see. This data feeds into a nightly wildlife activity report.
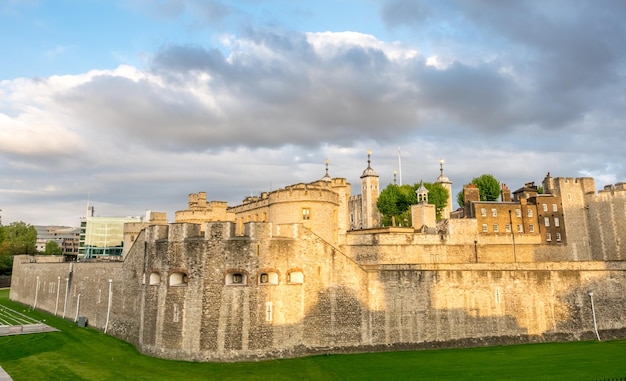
[0,221,63,276]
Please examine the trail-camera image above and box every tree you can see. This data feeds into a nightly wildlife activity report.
[44,240,63,255]
[457,174,502,207]
[377,182,449,225]
[0,254,13,275]
[422,182,448,220]
[0,221,37,256]
[377,184,416,226]
[473,174,501,201]
[457,189,465,208]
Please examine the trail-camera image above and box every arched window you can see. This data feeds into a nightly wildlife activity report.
[169,272,188,287]
[225,271,247,285]
[287,271,304,284]
[258,271,279,285]
[149,272,161,285]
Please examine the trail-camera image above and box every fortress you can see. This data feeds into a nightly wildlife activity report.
[9,154,626,361]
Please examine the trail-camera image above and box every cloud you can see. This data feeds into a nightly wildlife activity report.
[2,10,626,226]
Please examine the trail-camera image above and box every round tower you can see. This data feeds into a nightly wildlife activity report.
[360,150,380,228]
[435,159,453,219]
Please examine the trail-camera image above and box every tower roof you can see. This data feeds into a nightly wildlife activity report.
[436,159,451,184]
[321,159,332,182]
[360,150,378,178]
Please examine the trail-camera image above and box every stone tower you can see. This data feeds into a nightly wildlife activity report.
[435,159,453,219]
[360,150,380,228]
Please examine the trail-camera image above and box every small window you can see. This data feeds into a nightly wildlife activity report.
[554,217,560,227]
[546,232,552,241]
[505,224,511,232]
[556,232,562,242]
[517,224,523,233]
[169,272,188,287]
[515,209,521,218]
[529,224,535,233]
[482,224,488,232]
[149,272,161,286]
[480,208,487,217]
[542,204,548,212]
[302,208,311,221]
[544,217,550,227]
[258,272,279,285]
[225,272,247,285]
[552,204,558,212]
[528,209,533,217]
[491,208,497,217]
[287,271,304,284]
[493,224,499,233]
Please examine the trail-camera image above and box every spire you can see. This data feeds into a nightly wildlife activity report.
[321,159,332,182]
[361,149,378,178]
[436,158,450,184]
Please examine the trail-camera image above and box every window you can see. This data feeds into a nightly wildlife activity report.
[505,224,511,232]
[480,208,487,217]
[482,224,488,232]
[554,217,560,227]
[302,208,311,220]
[528,209,533,217]
[515,209,521,218]
[552,204,558,212]
[493,224,499,233]
[556,232,562,242]
[258,272,279,285]
[517,224,523,233]
[544,217,550,227]
[169,272,188,287]
[542,204,548,212]
[529,224,535,233]
[491,208,497,217]
[149,272,161,286]
[546,232,552,241]
[225,272,247,285]
[287,271,304,284]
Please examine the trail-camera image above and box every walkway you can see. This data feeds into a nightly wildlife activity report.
[0,366,12,381]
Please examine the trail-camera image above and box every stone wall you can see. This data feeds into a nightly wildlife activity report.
[9,221,626,362]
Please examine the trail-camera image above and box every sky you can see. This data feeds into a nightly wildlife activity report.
[1,0,625,227]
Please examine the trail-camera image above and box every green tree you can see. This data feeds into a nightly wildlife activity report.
[422,182,449,220]
[377,182,449,225]
[376,184,416,226]
[473,174,501,201]
[44,240,63,255]
[457,174,502,206]
[0,221,37,256]
[457,189,465,208]
[0,254,13,275]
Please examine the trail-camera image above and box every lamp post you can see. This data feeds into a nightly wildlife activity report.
[589,292,601,341]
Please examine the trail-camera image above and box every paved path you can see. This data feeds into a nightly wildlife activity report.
[0,366,12,381]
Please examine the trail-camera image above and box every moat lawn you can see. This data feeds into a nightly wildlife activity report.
[1,289,625,381]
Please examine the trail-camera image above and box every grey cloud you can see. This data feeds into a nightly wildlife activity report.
[380,0,432,30]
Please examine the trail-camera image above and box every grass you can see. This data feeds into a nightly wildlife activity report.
[1,288,625,380]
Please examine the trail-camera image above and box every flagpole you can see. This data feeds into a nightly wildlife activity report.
[398,147,403,185]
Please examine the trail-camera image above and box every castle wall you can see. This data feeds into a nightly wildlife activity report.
[10,221,626,362]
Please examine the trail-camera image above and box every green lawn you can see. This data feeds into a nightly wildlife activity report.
[1,288,625,380]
